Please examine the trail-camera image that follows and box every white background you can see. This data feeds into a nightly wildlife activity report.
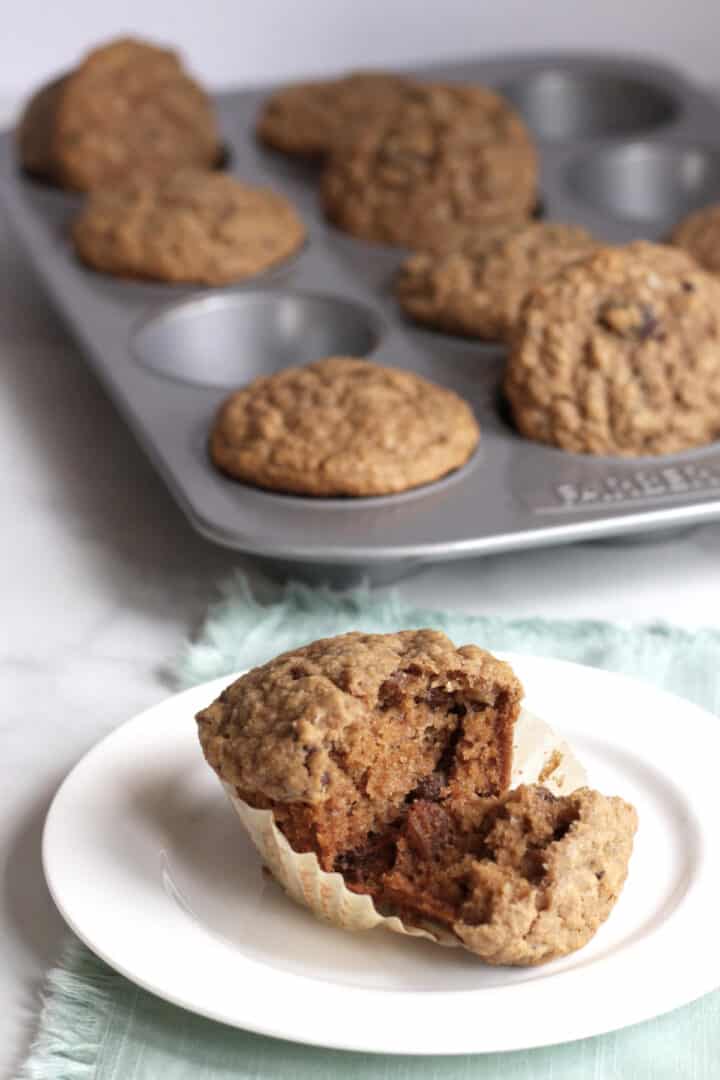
[2,0,720,100]
[2,3,720,1076]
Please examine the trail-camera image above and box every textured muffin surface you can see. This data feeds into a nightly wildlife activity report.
[209,356,480,496]
[397,222,596,340]
[256,70,421,157]
[17,36,221,190]
[671,203,720,274]
[197,629,522,870]
[321,83,537,250]
[505,241,720,456]
[375,784,637,964]
[73,169,305,284]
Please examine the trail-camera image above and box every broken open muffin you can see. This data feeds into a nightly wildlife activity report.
[197,630,636,965]
[368,784,637,964]
[197,630,521,868]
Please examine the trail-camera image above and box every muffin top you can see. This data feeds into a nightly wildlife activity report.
[17,36,221,190]
[321,83,537,250]
[504,241,720,456]
[72,169,305,285]
[397,222,596,340]
[671,203,720,274]
[256,70,421,157]
[209,356,480,496]
[198,626,524,812]
[199,628,523,874]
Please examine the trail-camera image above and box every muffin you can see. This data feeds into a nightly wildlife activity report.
[671,203,720,274]
[505,241,720,456]
[209,356,480,496]
[197,631,637,965]
[256,70,421,157]
[72,169,305,285]
[396,223,597,340]
[370,783,637,965]
[17,36,221,191]
[197,630,523,870]
[321,83,537,250]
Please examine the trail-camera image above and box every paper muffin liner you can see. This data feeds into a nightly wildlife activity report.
[222,708,587,945]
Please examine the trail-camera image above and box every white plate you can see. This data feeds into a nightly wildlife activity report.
[43,654,720,1056]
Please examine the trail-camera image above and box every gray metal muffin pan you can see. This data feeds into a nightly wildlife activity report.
[4,51,720,584]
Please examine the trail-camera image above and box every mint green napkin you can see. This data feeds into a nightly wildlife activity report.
[18,575,720,1079]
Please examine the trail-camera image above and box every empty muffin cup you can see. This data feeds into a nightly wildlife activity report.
[133,290,384,388]
[500,70,677,141]
[565,142,720,222]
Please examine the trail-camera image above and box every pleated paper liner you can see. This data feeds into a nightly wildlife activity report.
[222,708,587,945]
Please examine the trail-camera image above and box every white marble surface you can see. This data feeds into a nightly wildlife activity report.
[2,191,720,1076]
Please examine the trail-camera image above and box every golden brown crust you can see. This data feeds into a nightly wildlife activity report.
[321,83,537,250]
[504,241,720,456]
[671,203,720,274]
[396,223,596,340]
[209,356,480,496]
[197,629,523,870]
[256,71,421,157]
[72,169,305,284]
[17,37,221,191]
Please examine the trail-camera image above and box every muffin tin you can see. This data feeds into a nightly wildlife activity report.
[3,50,720,584]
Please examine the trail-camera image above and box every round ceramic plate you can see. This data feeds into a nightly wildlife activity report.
[43,654,720,1056]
